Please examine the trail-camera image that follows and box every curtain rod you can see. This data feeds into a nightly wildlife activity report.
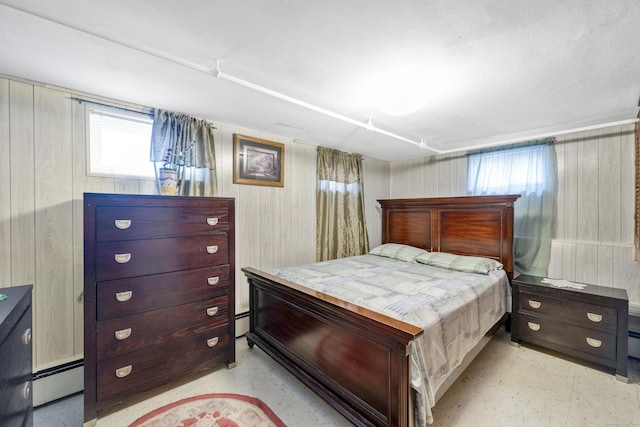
[70,96,153,117]
[466,137,555,156]
[69,97,218,129]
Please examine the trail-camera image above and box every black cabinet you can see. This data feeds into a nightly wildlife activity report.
[0,285,33,427]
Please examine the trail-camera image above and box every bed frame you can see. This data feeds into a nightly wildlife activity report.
[242,195,519,427]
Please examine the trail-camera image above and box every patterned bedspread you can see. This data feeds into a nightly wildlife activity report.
[269,253,510,426]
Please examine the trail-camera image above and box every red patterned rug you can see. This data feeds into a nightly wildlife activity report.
[128,393,288,427]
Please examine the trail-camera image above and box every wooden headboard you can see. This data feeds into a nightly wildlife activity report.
[378,195,520,280]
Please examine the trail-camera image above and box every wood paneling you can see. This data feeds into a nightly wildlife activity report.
[363,156,390,248]
[8,80,35,289]
[0,77,392,371]
[390,154,467,199]
[0,79,9,284]
[389,125,640,311]
[34,87,74,369]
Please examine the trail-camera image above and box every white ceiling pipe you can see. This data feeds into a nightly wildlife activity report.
[0,3,428,150]
[212,61,426,150]
[437,118,640,155]
[2,3,637,157]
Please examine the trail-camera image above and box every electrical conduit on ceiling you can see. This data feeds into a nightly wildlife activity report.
[3,2,638,155]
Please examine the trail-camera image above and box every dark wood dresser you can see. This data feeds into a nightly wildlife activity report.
[511,274,628,380]
[0,285,33,427]
[83,193,235,424]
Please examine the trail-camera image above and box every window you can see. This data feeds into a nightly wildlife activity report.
[467,142,558,276]
[467,143,555,196]
[88,107,155,179]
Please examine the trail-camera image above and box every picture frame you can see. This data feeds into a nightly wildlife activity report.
[233,134,284,187]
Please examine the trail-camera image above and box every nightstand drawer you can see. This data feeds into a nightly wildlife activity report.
[518,314,617,361]
[518,289,617,333]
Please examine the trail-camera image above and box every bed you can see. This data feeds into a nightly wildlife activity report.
[242,195,519,427]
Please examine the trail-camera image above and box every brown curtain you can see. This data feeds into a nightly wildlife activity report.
[316,146,369,261]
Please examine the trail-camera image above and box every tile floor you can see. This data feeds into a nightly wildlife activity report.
[35,329,640,427]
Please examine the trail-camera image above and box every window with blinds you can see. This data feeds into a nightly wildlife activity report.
[88,107,155,178]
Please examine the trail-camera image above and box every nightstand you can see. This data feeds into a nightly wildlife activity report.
[511,274,628,381]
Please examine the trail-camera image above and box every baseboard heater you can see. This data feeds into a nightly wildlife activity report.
[630,314,640,360]
[33,359,84,407]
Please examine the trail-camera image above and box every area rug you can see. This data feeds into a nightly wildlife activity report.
[128,393,288,427]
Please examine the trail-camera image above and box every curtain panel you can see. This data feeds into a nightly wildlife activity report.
[150,109,218,196]
[467,141,557,276]
[316,146,370,261]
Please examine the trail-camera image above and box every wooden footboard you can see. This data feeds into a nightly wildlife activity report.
[243,267,423,427]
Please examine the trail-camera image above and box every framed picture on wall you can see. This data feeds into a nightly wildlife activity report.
[233,134,284,187]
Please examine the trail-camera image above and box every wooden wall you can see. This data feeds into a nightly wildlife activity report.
[0,76,391,372]
[550,126,638,311]
[389,125,640,312]
[3,72,636,373]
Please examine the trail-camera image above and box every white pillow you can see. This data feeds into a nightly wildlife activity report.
[369,243,428,263]
[415,251,503,274]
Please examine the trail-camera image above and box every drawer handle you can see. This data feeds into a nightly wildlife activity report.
[208,276,220,285]
[587,312,603,323]
[528,300,541,309]
[22,328,32,345]
[114,253,131,263]
[207,217,219,226]
[586,337,602,348]
[207,337,219,347]
[206,245,218,254]
[527,322,541,331]
[114,219,132,230]
[21,382,31,400]
[207,307,219,316]
[115,328,132,340]
[115,291,133,302]
[115,365,132,378]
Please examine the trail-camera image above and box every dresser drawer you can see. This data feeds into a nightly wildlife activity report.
[97,265,230,320]
[518,289,617,334]
[518,313,617,361]
[96,235,228,281]
[96,325,231,402]
[96,205,230,241]
[96,295,230,360]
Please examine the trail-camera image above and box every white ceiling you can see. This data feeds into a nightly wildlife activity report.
[1,0,639,161]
